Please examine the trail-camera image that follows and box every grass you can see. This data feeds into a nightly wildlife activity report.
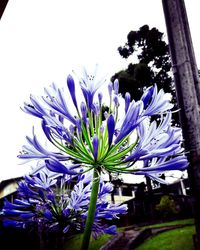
[63,218,195,250]
[135,225,195,250]
[142,218,194,229]
[63,233,113,250]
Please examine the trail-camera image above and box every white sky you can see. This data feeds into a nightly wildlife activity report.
[0,0,199,182]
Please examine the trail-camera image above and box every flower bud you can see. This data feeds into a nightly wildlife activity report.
[92,135,99,161]
[67,75,78,109]
[80,102,87,123]
[107,114,115,147]
[98,92,103,106]
[108,82,113,97]
[113,79,119,95]
[125,92,131,113]
[113,95,119,108]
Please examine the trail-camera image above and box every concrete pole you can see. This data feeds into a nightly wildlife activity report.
[0,0,9,19]
[162,0,200,248]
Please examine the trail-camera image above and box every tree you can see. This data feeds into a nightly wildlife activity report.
[111,25,179,125]
[156,195,178,219]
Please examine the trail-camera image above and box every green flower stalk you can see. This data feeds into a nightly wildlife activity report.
[81,169,100,250]
[18,66,188,249]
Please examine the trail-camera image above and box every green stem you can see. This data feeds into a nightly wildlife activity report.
[81,168,100,250]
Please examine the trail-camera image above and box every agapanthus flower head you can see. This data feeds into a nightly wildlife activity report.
[18,66,188,185]
[16,65,189,250]
[0,169,127,238]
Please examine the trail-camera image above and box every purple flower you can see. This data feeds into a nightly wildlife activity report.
[3,220,24,228]
[69,181,90,211]
[63,225,70,234]
[67,74,78,110]
[22,95,49,119]
[16,69,188,238]
[43,83,77,124]
[104,111,108,119]
[113,95,119,107]
[18,128,68,162]
[113,79,119,95]
[90,201,127,239]
[141,86,154,109]
[107,114,115,147]
[45,158,80,174]
[76,118,82,137]
[108,82,113,97]
[98,92,103,106]
[124,114,182,162]
[92,224,117,240]
[43,115,73,144]
[91,103,100,116]
[115,100,143,143]
[41,119,54,143]
[19,68,187,181]
[104,225,117,235]
[0,169,127,239]
[92,135,99,161]
[95,202,127,220]
[78,66,107,109]
[44,209,53,221]
[134,155,188,174]
[3,199,30,210]
[16,66,189,249]
[3,209,34,217]
[142,85,173,116]
[25,171,57,190]
[98,182,113,199]
[80,101,87,124]
[18,181,38,197]
[125,92,131,113]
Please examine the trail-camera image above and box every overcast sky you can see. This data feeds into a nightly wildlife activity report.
[0,0,199,181]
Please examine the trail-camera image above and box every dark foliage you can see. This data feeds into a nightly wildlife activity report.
[112,25,179,125]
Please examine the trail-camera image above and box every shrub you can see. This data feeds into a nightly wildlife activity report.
[156,195,178,219]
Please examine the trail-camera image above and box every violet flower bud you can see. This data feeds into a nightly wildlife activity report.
[63,225,70,234]
[76,118,82,136]
[47,192,55,203]
[92,103,100,116]
[100,126,104,135]
[113,79,119,95]
[108,82,113,97]
[67,75,78,109]
[58,115,64,123]
[98,92,103,107]
[44,209,53,221]
[141,86,154,109]
[69,124,75,134]
[113,95,119,108]
[92,135,99,161]
[104,111,108,119]
[45,159,80,175]
[125,92,131,113]
[80,102,87,123]
[107,114,115,147]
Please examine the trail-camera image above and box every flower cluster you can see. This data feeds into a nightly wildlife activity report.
[8,66,189,250]
[18,66,188,181]
[1,168,127,239]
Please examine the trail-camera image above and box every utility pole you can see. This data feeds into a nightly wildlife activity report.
[162,0,200,248]
[0,0,9,19]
